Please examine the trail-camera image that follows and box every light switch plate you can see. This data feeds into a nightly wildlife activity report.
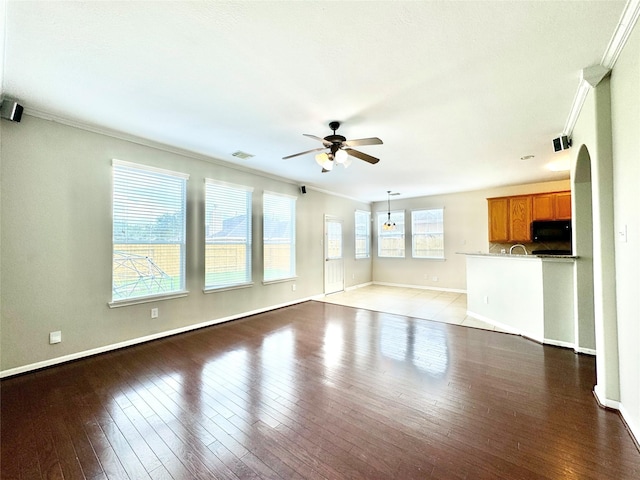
[49,331,62,344]
[618,224,627,243]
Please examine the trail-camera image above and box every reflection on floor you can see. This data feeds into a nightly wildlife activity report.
[320,284,511,333]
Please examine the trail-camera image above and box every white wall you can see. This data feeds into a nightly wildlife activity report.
[570,14,640,443]
[0,115,372,374]
[609,21,640,443]
[370,179,570,290]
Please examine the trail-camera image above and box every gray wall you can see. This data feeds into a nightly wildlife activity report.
[0,115,372,373]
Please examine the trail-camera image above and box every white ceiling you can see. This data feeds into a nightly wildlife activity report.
[2,1,628,202]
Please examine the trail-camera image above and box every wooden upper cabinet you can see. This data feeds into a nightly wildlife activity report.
[532,194,555,220]
[487,195,531,242]
[532,191,572,221]
[488,197,509,242]
[555,191,572,219]
[509,196,532,242]
[488,190,570,242]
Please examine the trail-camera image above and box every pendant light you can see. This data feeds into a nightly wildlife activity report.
[383,190,396,231]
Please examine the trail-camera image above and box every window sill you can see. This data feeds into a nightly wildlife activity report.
[108,290,189,308]
[203,282,254,294]
[262,276,298,286]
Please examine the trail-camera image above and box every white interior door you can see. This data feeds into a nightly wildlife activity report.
[324,216,344,295]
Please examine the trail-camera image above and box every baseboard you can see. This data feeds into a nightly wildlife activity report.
[543,338,575,350]
[372,281,466,294]
[345,282,373,292]
[0,296,316,379]
[574,346,597,356]
[619,403,640,452]
[593,384,621,410]
[466,310,574,347]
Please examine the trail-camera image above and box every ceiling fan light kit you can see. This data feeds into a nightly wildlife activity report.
[283,121,382,172]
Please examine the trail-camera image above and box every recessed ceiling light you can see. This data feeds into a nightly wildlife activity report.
[520,155,535,160]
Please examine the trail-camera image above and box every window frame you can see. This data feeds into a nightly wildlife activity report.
[355,210,371,259]
[263,191,297,283]
[204,179,254,292]
[411,207,445,259]
[376,209,405,258]
[110,159,189,307]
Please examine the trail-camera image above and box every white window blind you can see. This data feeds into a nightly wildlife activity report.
[112,160,188,302]
[205,179,253,289]
[263,192,296,282]
[412,208,444,259]
[355,210,371,259]
[377,210,405,258]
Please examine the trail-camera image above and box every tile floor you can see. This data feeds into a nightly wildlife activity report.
[319,284,511,333]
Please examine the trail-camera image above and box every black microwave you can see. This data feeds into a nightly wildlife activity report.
[531,220,572,242]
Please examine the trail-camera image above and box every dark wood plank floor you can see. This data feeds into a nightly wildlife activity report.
[2,301,639,479]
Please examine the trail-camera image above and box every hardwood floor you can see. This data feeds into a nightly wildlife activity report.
[2,300,639,479]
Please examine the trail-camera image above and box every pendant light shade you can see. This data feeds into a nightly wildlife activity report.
[383,190,396,231]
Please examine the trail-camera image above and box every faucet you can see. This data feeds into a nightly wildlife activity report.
[509,244,528,255]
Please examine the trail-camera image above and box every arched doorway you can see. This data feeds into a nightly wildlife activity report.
[572,144,596,353]
[572,141,620,408]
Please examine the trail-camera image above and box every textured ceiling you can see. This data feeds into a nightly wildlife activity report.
[2,1,628,202]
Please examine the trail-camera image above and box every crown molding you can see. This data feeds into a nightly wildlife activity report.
[564,0,640,135]
[602,0,640,68]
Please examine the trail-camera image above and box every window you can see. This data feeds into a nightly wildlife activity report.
[112,160,188,302]
[355,210,371,259]
[205,179,253,290]
[377,210,405,257]
[263,192,296,282]
[412,208,444,259]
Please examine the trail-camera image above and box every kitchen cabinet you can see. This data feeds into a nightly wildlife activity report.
[488,198,509,242]
[489,190,571,242]
[487,195,532,242]
[555,191,572,219]
[532,191,572,220]
[509,196,532,241]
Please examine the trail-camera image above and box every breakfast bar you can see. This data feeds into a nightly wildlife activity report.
[463,253,576,347]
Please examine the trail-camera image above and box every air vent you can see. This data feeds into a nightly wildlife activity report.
[231,151,254,160]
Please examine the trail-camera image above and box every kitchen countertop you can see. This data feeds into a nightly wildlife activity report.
[457,252,578,259]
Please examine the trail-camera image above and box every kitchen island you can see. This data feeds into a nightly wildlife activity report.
[463,253,576,347]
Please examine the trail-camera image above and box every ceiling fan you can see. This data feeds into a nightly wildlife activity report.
[283,121,383,172]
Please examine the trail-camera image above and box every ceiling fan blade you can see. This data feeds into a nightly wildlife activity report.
[345,148,380,164]
[343,137,383,147]
[303,134,332,146]
[282,147,326,160]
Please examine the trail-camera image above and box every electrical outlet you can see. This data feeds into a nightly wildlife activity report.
[432,276,439,282]
[49,331,62,344]
[484,296,489,304]
[151,308,158,319]
[292,284,296,292]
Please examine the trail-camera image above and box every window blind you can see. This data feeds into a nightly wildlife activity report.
[205,179,253,289]
[112,160,188,301]
[355,210,371,259]
[263,192,296,282]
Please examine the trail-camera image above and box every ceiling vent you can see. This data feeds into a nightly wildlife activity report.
[231,151,254,160]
